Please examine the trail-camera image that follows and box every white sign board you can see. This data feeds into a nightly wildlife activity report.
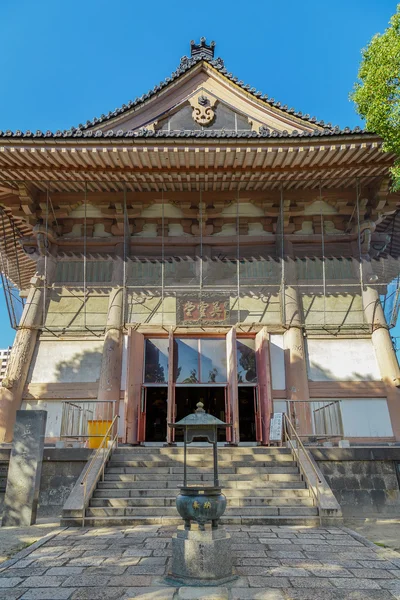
[269,413,283,442]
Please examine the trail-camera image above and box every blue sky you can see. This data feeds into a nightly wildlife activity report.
[0,0,398,347]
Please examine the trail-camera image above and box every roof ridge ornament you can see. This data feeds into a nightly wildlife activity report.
[190,37,215,59]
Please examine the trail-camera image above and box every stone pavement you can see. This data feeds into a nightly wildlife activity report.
[0,524,400,599]
[0,518,59,564]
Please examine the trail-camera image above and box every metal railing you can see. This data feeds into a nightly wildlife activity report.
[276,400,344,440]
[283,413,322,525]
[80,414,119,527]
[60,401,118,442]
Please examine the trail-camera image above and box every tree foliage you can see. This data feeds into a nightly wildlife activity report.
[351,5,400,189]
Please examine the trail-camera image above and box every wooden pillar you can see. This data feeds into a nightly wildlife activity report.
[125,329,144,444]
[96,255,124,421]
[362,261,400,440]
[0,255,57,443]
[283,260,312,436]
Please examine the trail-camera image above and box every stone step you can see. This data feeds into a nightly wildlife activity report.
[89,496,315,508]
[97,480,307,490]
[108,460,298,468]
[103,473,302,482]
[93,486,311,498]
[84,505,319,518]
[105,466,299,475]
[113,447,292,455]
[61,515,321,527]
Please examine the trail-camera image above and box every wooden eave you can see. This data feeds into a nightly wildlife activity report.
[0,135,392,193]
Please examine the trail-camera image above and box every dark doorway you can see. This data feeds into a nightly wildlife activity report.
[145,388,168,442]
[175,387,226,441]
[238,387,257,442]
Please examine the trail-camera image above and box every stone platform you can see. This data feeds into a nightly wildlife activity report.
[0,524,399,599]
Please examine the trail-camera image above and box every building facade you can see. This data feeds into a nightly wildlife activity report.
[0,348,12,384]
[0,39,399,445]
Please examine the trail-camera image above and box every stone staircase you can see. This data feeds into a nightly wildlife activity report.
[71,446,320,527]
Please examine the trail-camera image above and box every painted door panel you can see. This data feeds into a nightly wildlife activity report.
[125,329,144,444]
[255,327,273,445]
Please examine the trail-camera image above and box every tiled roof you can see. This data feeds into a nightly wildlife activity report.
[0,47,369,140]
[0,125,368,139]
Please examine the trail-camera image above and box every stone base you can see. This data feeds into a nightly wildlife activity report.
[167,526,236,586]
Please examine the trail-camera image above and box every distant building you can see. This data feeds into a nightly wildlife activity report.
[0,347,12,384]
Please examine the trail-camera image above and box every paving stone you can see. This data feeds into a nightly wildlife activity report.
[9,559,35,569]
[268,567,309,577]
[283,590,393,600]
[106,576,153,587]
[279,560,321,568]
[232,544,265,551]
[237,559,280,567]
[390,559,400,569]
[267,551,304,559]
[122,549,153,558]
[379,580,400,591]
[177,587,228,600]
[68,557,106,567]
[260,539,293,545]
[29,558,69,568]
[21,576,68,588]
[85,566,128,576]
[46,568,85,576]
[237,567,277,576]
[151,550,172,557]
[2,567,48,577]
[0,590,27,600]
[0,577,24,587]
[349,568,393,579]
[143,540,167,549]
[138,558,167,565]
[358,561,399,569]
[122,587,176,599]
[234,551,267,558]
[290,577,334,588]
[330,577,381,589]
[322,558,373,568]
[62,575,110,587]
[230,590,286,600]
[71,589,126,600]
[248,576,290,588]
[124,565,166,575]
[103,558,140,567]
[20,590,75,600]
[308,566,353,577]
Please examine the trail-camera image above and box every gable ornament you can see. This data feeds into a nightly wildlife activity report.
[189,93,217,126]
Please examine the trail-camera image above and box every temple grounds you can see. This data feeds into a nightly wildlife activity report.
[0,525,399,599]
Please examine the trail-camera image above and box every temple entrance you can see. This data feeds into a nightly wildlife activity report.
[238,387,257,442]
[175,387,226,441]
[143,388,168,442]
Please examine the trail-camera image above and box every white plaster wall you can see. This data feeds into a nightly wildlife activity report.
[27,340,104,384]
[339,398,392,437]
[270,335,285,390]
[307,338,380,382]
[273,401,287,414]
[21,400,63,438]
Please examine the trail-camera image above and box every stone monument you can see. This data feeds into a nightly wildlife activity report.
[165,403,236,586]
[2,410,47,526]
